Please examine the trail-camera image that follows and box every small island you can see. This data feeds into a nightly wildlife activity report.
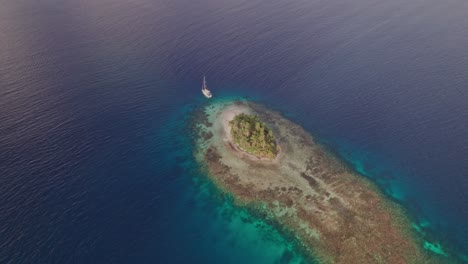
[229,113,279,159]
[192,100,453,263]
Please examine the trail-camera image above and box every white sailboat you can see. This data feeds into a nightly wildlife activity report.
[202,76,212,98]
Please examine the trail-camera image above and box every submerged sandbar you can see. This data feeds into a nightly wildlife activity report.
[193,100,449,263]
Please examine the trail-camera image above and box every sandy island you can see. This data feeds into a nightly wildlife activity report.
[193,100,451,264]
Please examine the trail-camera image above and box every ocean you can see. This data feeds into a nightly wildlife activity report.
[0,0,467,263]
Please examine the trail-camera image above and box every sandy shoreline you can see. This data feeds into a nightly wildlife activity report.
[193,100,453,264]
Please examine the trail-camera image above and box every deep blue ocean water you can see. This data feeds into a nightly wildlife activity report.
[1,0,467,263]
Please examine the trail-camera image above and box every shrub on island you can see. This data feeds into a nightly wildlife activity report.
[229,113,279,159]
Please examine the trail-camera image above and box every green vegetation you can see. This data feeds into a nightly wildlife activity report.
[229,113,279,159]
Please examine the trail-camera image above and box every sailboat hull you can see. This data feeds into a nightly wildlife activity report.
[202,76,212,98]
[202,89,212,98]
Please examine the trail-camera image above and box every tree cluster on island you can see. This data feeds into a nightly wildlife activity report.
[229,113,279,159]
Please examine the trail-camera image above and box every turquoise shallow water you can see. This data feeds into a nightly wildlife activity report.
[183,94,468,263]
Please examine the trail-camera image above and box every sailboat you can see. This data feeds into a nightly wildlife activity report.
[202,76,212,98]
